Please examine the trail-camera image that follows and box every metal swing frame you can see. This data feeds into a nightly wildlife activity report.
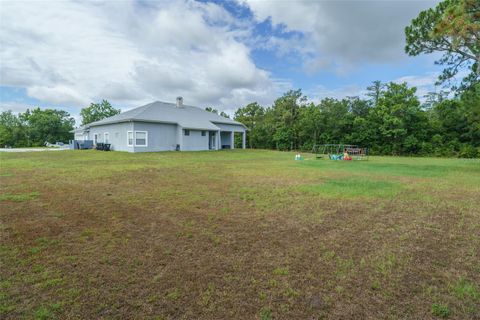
[312,144,369,160]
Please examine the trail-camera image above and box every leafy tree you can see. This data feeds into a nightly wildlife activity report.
[423,90,449,109]
[346,97,374,147]
[368,82,427,154]
[219,111,230,118]
[347,96,370,118]
[297,102,322,150]
[205,107,230,118]
[0,111,27,147]
[431,100,468,143]
[234,102,268,148]
[80,100,120,125]
[405,0,480,88]
[349,116,374,148]
[366,81,386,106]
[20,108,75,146]
[205,107,217,113]
[313,98,355,145]
[424,82,479,156]
[459,82,480,145]
[270,89,306,150]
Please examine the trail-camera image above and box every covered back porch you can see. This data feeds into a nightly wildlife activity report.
[208,130,246,150]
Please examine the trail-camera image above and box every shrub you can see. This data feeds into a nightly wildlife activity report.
[459,144,478,158]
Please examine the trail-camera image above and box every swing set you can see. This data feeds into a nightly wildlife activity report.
[312,144,369,161]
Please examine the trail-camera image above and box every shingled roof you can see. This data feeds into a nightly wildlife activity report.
[83,101,245,131]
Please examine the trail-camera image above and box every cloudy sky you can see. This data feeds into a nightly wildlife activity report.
[0,0,441,122]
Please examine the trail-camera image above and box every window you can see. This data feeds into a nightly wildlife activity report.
[104,132,109,143]
[127,131,133,146]
[184,129,190,136]
[128,131,147,147]
[135,131,147,147]
[201,131,206,136]
[94,133,98,144]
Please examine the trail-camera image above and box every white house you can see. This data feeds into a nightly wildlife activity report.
[73,97,247,152]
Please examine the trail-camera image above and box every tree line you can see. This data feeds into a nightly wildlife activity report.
[0,108,74,147]
[233,81,479,158]
[0,100,119,148]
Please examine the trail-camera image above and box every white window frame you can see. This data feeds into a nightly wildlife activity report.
[134,131,148,147]
[104,132,109,144]
[127,131,133,147]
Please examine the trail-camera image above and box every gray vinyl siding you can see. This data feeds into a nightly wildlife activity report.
[181,129,209,151]
[83,119,245,153]
[88,122,133,152]
[133,122,178,152]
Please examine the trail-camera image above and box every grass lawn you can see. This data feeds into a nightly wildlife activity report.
[1,150,479,319]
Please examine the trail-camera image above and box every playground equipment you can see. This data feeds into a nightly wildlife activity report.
[294,154,304,161]
[312,144,369,161]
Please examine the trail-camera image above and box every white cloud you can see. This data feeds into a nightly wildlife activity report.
[309,73,440,103]
[239,0,440,74]
[0,101,36,114]
[0,101,82,124]
[310,72,444,103]
[393,72,439,99]
[395,73,438,88]
[308,84,366,103]
[26,86,89,107]
[0,0,279,115]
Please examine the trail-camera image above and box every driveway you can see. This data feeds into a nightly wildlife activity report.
[0,148,69,153]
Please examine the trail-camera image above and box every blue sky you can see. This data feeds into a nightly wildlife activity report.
[0,0,442,123]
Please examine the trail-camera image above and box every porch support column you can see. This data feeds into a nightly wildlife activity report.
[230,131,234,149]
[216,130,221,150]
[242,131,246,149]
[176,125,183,151]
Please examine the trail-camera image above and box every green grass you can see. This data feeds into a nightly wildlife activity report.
[0,150,479,319]
[452,278,479,301]
[259,307,272,320]
[299,177,402,199]
[272,267,289,276]
[34,303,62,320]
[431,303,451,318]
[166,288,181,300]
[0,192,39,202]
[300,155,479,178]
